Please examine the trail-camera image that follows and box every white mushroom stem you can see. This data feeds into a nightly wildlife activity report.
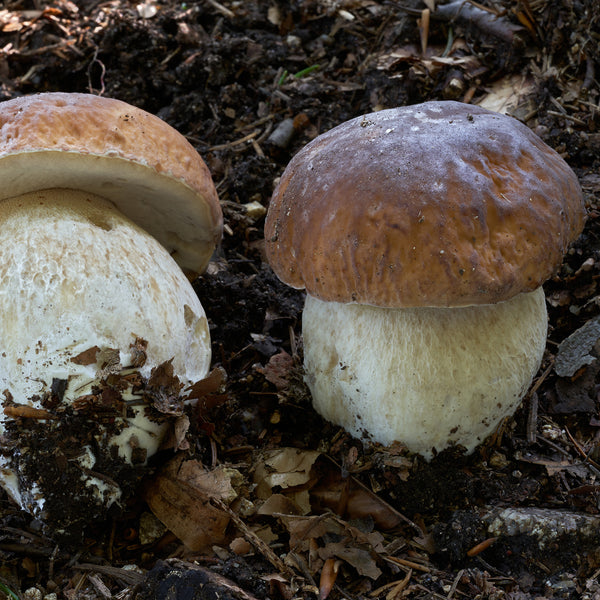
[0,188,211,457]
[0,188,211,397]
[302,288,548,458]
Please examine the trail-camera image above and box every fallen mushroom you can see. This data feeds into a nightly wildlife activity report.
[0,92,222,537]
[265,101,585,459]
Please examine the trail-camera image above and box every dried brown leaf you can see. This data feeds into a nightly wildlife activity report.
[96,347,122,379]
[186,366,227,399]
[279,514,383,580]
[318,543,382,580]
[161,414,191,451]
[129,337,148,368]
[144,456,238,551]
[146,359,185,415]
[253,448,408,529]
[254,448,321,499]
[70,346,100,365]
[257,493,306,516]
[311,456,410,530]
[258,350,295,390]
[476,74,535,115]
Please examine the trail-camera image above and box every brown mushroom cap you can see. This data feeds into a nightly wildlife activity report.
[265,101,586,307]
[0,92,222,274]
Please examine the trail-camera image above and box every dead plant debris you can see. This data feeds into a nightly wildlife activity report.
[0,0,599,598]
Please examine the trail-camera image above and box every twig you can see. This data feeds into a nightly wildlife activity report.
[529,360,554,398]
[527,392,538,444]
[88,574,112,600]
[209,497,295,578]
[546,110,587,126]
[73,564,144,587]
[0,543,58,559]
[564,426,600,470]
[206,0,235,19]
[446,568,465,599]
[536,434,600,478]
[435,1,524,43]
[371,569,412,598]
[397,1,525,44]
[208,130,259,152]
[383,555,432,573]
[18,40,77,56]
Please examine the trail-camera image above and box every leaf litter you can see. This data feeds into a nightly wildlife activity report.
[0,0,600,598]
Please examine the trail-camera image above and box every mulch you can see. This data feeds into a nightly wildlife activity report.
[0,1,599,598]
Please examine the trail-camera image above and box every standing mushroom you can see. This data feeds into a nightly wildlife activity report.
[0,93,222,536]
[265,101,585,459]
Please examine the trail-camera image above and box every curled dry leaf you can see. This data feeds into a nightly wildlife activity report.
[319,543,381,580]
[159,414,191,452]
[280,513,384,580]
[254,447,321,500]
[186,366,227,399]
[95,347,122,379]
[310,466,407,530]
[129,336,148,367]
[186,367,229,416]
[476,74,536,115]
[257,492,307,516]
[145,359,185,415]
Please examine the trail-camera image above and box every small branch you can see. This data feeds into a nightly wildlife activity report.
[210,496,296,579]
[397,1,525,44]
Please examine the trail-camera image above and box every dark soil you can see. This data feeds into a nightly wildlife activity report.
[0,1,600,599]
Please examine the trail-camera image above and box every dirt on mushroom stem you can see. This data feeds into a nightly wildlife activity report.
[0,356,192,543]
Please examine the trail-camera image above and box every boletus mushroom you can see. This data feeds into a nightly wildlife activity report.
[265,101,586,459]
[0,92,222,537]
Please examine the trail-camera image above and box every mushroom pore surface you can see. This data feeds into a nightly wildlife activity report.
[302,288,547,458]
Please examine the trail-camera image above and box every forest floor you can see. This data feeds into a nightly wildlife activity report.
[1,0,600,599]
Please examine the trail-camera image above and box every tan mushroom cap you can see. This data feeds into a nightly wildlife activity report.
[265,101,586,308]
[0,92,222,274]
